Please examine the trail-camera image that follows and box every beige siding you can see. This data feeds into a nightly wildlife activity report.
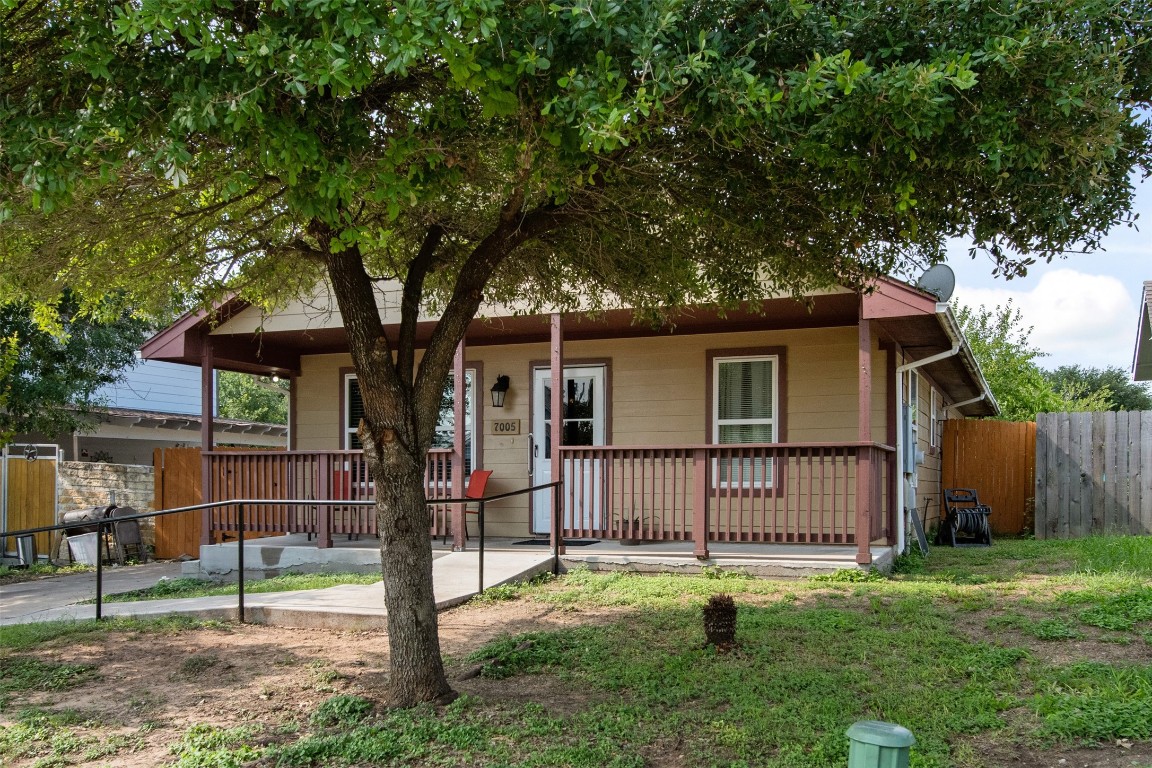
[292,326,892,537]
[294,354,347,450]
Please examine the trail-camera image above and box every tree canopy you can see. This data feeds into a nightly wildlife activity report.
[1044,365,1152,412]
[3,0,1151,706]
[5,1,1150,313]
[954,302,1110,421]
[0,293,149,438]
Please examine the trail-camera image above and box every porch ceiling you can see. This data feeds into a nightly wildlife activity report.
[874,314,997,417]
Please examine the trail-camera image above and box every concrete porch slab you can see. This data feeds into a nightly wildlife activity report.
[193,534,893,580]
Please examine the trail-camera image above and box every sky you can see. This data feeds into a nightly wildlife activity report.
[941,176,1150,373]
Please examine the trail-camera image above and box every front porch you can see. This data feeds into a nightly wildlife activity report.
[200,440,895,566]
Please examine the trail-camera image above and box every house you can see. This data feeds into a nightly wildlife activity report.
[12,359,287,465]
[140,277,996,565]
[1134,280,1152,381]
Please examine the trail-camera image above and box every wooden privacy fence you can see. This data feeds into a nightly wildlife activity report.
[2,445,61,558]
[1035,411,1152,538]
[942,420,1036,535]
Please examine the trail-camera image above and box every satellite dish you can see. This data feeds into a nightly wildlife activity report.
[916,264,956,302]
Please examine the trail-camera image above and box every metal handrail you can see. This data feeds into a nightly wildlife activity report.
[0,480,564,623]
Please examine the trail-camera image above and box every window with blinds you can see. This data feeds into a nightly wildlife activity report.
[713,356,778,486]
[345,373,475,473]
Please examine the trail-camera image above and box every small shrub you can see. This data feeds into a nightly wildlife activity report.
[702,593,737,648]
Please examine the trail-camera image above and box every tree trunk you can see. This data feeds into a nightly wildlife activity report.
[365,435,454,706]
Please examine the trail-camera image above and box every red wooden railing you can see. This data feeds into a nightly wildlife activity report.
[558,442,894,560]
[205,448,455,546]
[204,443,894,560]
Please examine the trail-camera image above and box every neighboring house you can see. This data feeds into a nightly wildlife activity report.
[1133,280,1152,381]
[14,359,286,465]
[141,278,996,563]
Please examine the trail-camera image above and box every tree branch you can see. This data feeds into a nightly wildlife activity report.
[397,223,445,384]
[413,199,587,430]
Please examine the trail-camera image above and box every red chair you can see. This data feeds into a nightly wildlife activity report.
[443,469,493,543]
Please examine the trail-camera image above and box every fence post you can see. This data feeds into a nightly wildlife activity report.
[477,500,485,594]
[317,454,332,548]
[552,482,562,574]
[95,519,105,620]
[693,448,709,560]
[855,447,873,565]
[237,504,246,623]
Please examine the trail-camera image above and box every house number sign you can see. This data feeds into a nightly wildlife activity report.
[489,419,521,436]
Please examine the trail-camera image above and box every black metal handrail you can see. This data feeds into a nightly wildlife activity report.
[0,479,564,623]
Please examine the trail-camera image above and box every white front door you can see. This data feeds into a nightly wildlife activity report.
[531,366,606,533]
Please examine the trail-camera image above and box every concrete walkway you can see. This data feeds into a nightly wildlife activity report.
[0,551,553,629]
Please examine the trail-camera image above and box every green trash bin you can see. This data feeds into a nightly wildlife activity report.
[846,720,915,768]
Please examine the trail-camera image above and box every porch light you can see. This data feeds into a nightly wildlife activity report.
[490,375,510,408]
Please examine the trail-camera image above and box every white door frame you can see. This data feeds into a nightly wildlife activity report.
[530,365,606,533]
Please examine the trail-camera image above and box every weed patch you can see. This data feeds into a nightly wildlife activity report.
[0,656,97,699]
[309,695,375,728]
[1032,662,1152,742]
[169,724,263,768]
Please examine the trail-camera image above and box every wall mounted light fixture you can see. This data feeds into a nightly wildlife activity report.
[490,375,510,408]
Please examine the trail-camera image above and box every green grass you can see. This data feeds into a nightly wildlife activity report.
[0,657,97,698]
[91,571,381,603]
[0,615,224,651]
[0,708,142,765]
[6,535,1152,768]
[0,562,91,583]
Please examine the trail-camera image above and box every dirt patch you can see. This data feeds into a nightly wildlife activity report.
[0,598,628,767]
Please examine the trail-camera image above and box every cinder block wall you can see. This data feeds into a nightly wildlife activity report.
[57,462,156,553]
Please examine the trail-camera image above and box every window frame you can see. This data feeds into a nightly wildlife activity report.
[342,370,478,473]
[706,348,786,492]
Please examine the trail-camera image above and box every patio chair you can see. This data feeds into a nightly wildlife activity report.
[441,469,493,544]
[938,488,992,547]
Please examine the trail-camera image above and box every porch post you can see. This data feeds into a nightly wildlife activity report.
[550,314,565,556]
[693,448,710,560]
[855,315,873,565]
[884,341,898,545]
[451,341,467,551]
[199,336,214,546]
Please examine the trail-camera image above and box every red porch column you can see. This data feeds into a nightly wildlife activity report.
[200,336,214,546]
[451,341,467,551]
[855,316,873,565]
[883,341,898,545]
[550,314,565,556]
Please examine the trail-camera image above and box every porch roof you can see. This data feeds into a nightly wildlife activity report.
[140,277,996,416]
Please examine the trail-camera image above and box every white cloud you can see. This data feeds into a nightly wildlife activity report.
[954,269,1137,371]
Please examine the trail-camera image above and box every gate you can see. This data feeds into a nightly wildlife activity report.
[941,420,1036,535]
[1,444,61,560]
[153,447,202,559]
